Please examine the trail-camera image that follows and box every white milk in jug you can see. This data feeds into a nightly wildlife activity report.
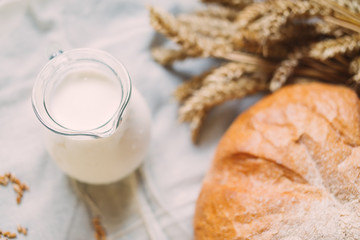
[32,48,151,184]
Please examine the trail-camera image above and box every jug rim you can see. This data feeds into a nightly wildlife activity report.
[32,48,132,138]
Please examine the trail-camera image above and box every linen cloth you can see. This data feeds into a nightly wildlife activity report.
[0,0,259,239]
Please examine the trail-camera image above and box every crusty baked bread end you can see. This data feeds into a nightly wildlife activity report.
[194,83,360,240]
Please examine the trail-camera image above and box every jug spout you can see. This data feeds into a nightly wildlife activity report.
[85,104,126,139]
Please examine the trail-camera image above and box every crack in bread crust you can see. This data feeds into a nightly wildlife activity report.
[225,152,308,185]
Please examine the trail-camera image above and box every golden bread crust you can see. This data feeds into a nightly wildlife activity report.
[194,83,360,239]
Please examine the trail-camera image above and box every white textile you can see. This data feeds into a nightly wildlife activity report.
[0,0,259,239]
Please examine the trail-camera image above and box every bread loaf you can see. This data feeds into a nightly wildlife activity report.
[194,83,360,239]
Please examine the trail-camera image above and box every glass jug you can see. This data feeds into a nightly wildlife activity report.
[32,48,151,184]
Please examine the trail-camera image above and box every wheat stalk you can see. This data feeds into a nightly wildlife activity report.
[174,71,213,103]
[149,0,360,143]
[149,6,233,58]
[178,14,235,39]
[349,56,360,84]
[151,47,195,65]
[180,77,267,142]
[309,34,360,60]
[234,2,271,28]
[195,4,238,21]
[175,62,259,103]
[270,49,305,91]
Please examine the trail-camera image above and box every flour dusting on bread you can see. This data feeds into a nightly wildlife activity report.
[271,199,360,240]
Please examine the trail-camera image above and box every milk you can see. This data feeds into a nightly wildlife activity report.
[32,48,151,184]
[49,70,121,130]
[45,70,151,184]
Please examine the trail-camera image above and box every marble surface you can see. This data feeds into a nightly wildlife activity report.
[0,0,259,239]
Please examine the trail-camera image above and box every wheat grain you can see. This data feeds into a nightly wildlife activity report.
[204,62,256,84]
[178,14,232,30]
[175,62,258,103]
[0,176,8,186]
[245,13,288,43]
[270,49,304,91]
[17,225,27,236]
[149,7,204,56]
[3,232,16,239]
[149,7,233,58]
[93,217,106,240]
[313,21,349,37]
[278,0,332,17]
[180,77,267,142]
[309,34,360,60]
[195,4,238,21]
[179,77,266,125]
[334,0,360,13]
[349,56,360,83]
[174,70,214,103]
[151,47,193,65]
[235,2,270,27]
[178,14,235,39]
[242,0,333,44]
